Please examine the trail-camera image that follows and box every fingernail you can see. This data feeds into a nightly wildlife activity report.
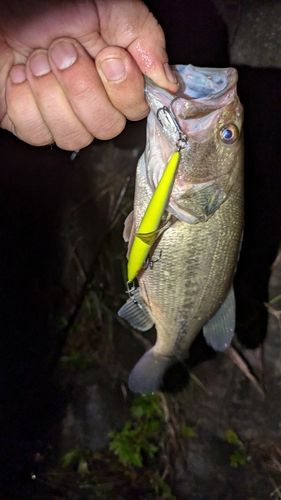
[100,58,126,81]
[164,63,177,84]
[10,65,26,84]
[30,52,51,77]
[51,41,77,70]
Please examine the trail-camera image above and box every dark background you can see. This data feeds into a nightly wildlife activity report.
[0,0,281,498]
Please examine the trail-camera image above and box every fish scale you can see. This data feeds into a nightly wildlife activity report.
[138,178,243,359]
[118,64,244,394]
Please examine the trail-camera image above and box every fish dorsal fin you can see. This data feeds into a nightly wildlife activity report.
[203,285,235,351]
[123,211,136,259]
[123,210,134,243]
[118,288,154,332]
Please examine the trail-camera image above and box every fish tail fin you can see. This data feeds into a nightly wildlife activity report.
[128,348,174,394]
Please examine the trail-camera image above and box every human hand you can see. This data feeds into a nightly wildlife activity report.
[0,0,178,150]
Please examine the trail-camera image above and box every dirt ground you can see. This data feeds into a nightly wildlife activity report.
[44,127,281,499]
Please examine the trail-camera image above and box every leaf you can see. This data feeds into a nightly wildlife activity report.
[130,394,162,418]
[141,441,158,458]
[61,447,80,468]
[109,426,144,467]
[230,449,247,468]
[226,429,240,445]
[180,425,198,438]
[154,474,177,500]
[145,419,160,434]
[108,393,164,468]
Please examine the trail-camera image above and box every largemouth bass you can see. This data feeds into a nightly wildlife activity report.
[119,65,243,394]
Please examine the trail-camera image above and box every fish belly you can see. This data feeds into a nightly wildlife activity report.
[137,172,243,360]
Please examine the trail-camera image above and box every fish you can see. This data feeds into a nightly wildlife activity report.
[118,64,244,394]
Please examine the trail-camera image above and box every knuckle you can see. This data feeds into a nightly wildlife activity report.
[94,114,126,140]
[23,134,53,147]
[16,121,54,147]
[27,127,53,146]
[124,103,148,121]
[54,131,93,151]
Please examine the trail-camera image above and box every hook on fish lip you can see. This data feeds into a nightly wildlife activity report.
[156,97,188,151]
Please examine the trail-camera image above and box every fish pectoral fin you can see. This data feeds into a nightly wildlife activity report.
[136,212,175,245]
[179,182,227,220]
[129,348,175,394]
[203,285,235,351]
[136,230,158,246]
[118,288,154,332]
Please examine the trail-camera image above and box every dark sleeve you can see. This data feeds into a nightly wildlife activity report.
[144,0,229,67]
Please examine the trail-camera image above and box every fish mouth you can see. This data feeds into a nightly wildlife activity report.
[145,64,237,105]
[145,64,239,144]
[174,64,237,100]
[145,64,239,142]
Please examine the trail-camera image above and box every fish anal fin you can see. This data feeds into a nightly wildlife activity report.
[118,288,154,332]
[203,285,235,351]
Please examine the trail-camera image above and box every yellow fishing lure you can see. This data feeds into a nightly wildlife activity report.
[127,150,180,281]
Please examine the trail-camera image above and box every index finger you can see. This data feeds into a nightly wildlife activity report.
[95,0,178,92]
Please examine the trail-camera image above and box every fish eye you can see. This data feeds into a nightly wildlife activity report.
[220,124,239,144]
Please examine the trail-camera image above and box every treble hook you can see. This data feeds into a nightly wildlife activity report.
[156,97,187,151]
